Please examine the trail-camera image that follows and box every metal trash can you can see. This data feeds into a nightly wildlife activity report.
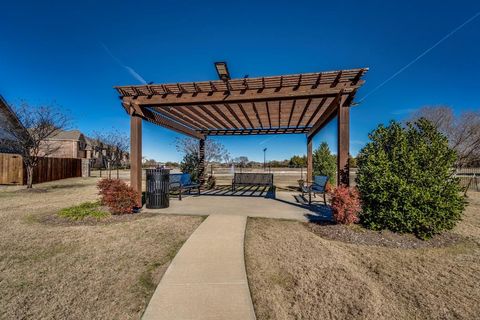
[146,168,170,209]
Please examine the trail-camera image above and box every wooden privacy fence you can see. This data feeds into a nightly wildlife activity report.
[30,157,82,184]
[0,153,23,184]
[0,153,82,185]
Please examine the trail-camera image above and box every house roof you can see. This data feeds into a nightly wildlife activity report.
[47,130,84,141]
[84,136,101,150]
[0,95,25,134]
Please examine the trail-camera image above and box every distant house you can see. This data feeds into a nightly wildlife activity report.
[40,130,88,159]
[84,136,130,169]
[0,95,25,154]
[84,136,107,168]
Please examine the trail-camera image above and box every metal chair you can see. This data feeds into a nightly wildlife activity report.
[301,175,328,205]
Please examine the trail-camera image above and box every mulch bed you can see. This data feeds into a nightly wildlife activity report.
[305,222,466,249]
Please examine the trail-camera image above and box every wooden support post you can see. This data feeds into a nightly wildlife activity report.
[337,99,350,186]
[307,135,313,183]
[130,115,142,206]
[199,138,206,186]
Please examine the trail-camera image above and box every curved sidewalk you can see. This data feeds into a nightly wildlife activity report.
[142,214,256,320]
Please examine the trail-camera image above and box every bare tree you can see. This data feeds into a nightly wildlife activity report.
[175,137,229,166]
[4,102,69,188]
[233,156,249,168]
[411,106,480,167]
[94,129,129,179]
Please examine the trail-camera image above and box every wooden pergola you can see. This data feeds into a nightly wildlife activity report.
[115,66,368,204]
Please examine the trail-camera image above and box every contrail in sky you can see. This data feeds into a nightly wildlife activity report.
[360,10,480,102]
[259,136,276,145]
[99,41,147,84]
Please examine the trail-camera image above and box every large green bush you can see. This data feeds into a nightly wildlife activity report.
[313,142,337,185]
[356,119,465,239]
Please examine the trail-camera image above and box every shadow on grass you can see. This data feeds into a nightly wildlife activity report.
[47,183,90,190]
[272,193,334,223]
[200,185,274,198]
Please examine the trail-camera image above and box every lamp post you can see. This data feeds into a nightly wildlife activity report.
[263,148,267,171]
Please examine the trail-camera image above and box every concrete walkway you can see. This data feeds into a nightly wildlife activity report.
[144,191,332,222]
[142,214,256,320]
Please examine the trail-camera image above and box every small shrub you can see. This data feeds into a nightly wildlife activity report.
[206,175,216,189]
[97,178,139,214]
[330,186,361,224]
[356,119,465,239]
[58,201,109,220]
[325,181,334,194]
[97,178,119,201]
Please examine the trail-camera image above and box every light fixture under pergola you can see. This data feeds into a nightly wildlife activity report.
[115,65,368,204]
[214,61,231,81]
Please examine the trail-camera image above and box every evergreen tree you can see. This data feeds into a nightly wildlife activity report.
[180,152,200,182]
[313,142,336,185]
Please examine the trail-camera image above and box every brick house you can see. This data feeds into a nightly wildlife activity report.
[41,130,88,159]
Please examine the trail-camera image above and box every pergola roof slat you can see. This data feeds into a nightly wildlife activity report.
[116,67,367,137]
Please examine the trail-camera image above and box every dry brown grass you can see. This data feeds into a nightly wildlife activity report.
[0,177,203,320]
[245,192,480,320]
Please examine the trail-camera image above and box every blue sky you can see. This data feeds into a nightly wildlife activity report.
[1,0,479,162]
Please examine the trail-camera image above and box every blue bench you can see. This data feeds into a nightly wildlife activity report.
[169,173,200,200]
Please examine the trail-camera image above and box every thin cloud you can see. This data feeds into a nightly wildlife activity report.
[124,66,148,84]
[259,135,276,145]
[361,10,480,102]
[99,41,147,84]
[391,108,417,115]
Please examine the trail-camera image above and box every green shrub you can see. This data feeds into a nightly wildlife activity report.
[58,201,109,220]
[313,142,337,185]
[356,119,465,239]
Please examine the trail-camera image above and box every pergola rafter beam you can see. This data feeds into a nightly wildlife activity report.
[223,103,247,129]
[176,106,215,129]
[238,103,255,128]
[266,101,272,128]
[212,104,239,129]
[296,98,312,128]
[152,106,205,130]
[251,102,263,128]
[287,99,297,127]
[199,105,229,128]
[304,97,327,128]
[307,91,343,139]
[142,107,205,139]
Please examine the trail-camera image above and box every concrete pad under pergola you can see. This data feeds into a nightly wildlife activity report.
[115,66,368,204]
